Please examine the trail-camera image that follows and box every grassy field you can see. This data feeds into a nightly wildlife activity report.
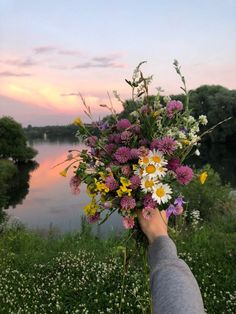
[0,216,235,314]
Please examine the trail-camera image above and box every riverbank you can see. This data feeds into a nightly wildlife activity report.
[0,216,235,314]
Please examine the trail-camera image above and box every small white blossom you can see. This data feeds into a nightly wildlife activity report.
[199,115,208,125]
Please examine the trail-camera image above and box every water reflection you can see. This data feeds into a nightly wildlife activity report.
[7,140,122,234]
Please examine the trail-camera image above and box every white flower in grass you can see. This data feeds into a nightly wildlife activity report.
[152,183,172,204]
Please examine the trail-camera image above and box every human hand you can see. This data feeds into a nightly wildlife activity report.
[138,210,168,244]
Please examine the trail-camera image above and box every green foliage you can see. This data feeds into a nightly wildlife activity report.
[180,164,234,220]
[0,116,37,162]
[173,85,236,143]
[0,220,235,313]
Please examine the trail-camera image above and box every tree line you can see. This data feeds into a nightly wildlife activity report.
[23,85,236,143]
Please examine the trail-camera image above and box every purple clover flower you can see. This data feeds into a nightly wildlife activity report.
[114,147,131,163]
[156,136,177,155]
[130,175,141,190]
[116,119,131,130]
[143,193,157,209]
[167,158,181,172]
[105,176,119,191]
[120,196,136,210]
[176,166,194,185]
[166,100,183,118]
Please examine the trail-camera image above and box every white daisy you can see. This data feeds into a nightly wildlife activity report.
[143,163,160,179]
[141,176,157,192]
[152,183,172,205]
[148,150,167,166]
[138,155,150,167]
[155,166,168,178]
[134,166,144,177]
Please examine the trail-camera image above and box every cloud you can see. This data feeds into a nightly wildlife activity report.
[73,53,126,69]
[4,57,37,67]
[58,49,81,56]
[60,92,80,97]
[0,71,31,77]
[73,61,126,69]
[34,46,56,54]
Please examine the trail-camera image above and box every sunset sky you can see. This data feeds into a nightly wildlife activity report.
[0,0,235,126]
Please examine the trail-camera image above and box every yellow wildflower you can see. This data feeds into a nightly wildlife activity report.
[199,171,208,184]
[59,169,67,177]
[73,117,83,126]
[120,177,131,187]
[182,139,190,145]
[117,185,132,197]
[84,199,98,216]
[98,171,106,181]
[86,184,96,197]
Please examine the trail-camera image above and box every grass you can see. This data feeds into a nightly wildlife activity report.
[0,216,235,314]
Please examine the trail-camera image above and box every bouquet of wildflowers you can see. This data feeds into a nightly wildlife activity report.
[61,61,210,233]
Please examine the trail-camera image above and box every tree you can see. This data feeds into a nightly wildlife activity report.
[0,116,37,162]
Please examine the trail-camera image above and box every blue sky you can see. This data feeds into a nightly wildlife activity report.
[0,0,235,125]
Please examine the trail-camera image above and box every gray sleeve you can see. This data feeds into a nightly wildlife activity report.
[149,236,205,314]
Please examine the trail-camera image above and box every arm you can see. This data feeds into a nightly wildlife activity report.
[139,211,205,314]
[149,235,205,314]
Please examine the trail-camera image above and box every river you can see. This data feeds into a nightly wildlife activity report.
[6,139,236,234]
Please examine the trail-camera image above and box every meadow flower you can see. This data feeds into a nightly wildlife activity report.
[114,147,131,163]
[176,166,194,185]
[87,212,100,223]
[166,204,175,218]
[121,130,132,142]
[70,176,81,195]
[84,199,98,216]
[199,171,208,184]
[103,201,113,209]
[167,157,181,172]
[173,204,184,215]
[156,136,177,155]
[152,183,172,204]
[105,176,119,191]
[143,193,157,208]
[104,143,116,154]
[150,139,159,150]
[138,146,150,157]
[122,216,135,229]
[120,196,136,210]
[142,207,155,220]
[73,117,83,126]
[116,119,131,130]
[121,165,132,176]
[148,150,167,166]
[86,136,98,147]
[130,148,140,159]
[199,115,208,125]
[130,175,141,189]
[166,100,183,118]
[141,177,156,192]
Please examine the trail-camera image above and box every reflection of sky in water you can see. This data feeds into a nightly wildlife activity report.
[8,140,122,235]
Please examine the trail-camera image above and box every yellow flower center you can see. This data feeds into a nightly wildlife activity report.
[145,180,154,188]
[142,156,149,164]
[146,164,156,174]
[156,187,165,198]
[152,156,161,163]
